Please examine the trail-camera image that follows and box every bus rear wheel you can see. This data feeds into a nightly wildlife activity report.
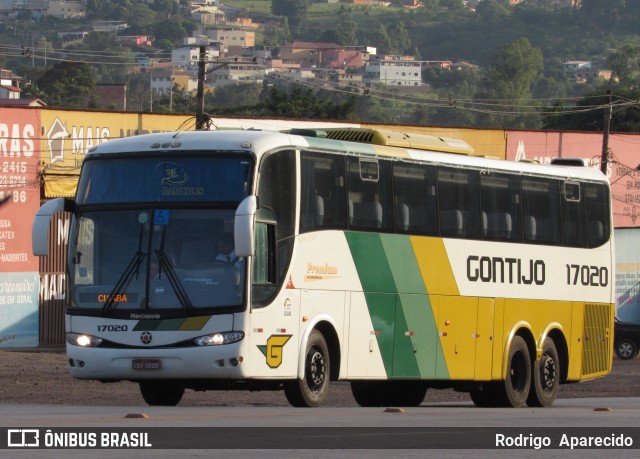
[527,338,560,407]
[139,381,185,406]
[284,330,330,407]
[351,381,427,407]
[493,335,531,407]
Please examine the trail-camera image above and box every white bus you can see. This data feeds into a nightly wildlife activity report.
[33,127,615,408]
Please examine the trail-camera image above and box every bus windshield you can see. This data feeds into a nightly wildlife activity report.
[69,208,245,312]
[76,154,253,204]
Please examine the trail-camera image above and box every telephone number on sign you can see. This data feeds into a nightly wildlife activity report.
[0,191,28,203]
[1,161,27,173]
[0,176,27,186]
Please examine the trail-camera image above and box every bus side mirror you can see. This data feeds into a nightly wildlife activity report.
[32,197,69,256]
[234,195,257,258]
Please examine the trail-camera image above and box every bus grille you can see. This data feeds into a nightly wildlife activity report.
[581,303,611,376]
[323,129,375,143]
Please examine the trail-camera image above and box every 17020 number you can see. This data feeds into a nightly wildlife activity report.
[566,264,608,287]
[97,325,128,332]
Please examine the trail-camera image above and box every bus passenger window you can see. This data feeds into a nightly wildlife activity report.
[300,153,346,232]
[480,174,521,241]
[522,178,561,245]
[562,181,586,247]
[584,183,610,247]
[346,158,393,232]
[437,167,481,238]
[392,163,438,235]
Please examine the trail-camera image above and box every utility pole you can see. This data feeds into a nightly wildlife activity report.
[195,45,207,130]
[601,89,612,175]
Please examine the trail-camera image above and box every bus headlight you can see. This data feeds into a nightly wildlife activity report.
[194,331,244,346]
[66,332,103,347]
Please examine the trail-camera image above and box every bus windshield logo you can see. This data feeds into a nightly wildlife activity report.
[158,162,188,186]
[157,162,205,197]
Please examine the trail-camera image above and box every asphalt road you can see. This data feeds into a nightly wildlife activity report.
[1,397,639,458]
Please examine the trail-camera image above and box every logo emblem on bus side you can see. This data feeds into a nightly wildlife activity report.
[140,332,153,345]
[257,335,292,368]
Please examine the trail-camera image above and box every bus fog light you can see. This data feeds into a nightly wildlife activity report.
[66,333,103,347]
[194,331,245,346]
[230,358,239,367]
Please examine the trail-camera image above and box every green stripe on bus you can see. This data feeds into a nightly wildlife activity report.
[133,320,161,331]
[345,232,396,293]
[379,234,426,295]
[346,232,448,379]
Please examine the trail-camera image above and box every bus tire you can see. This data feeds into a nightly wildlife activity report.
[139,381,184,406]
[381,381,427,407]
[284,330,330,407]
[351,381,382,407]
[493,335,531,407]
[351,381,427,407]
[527,338,560,407]
[470,385,496,407]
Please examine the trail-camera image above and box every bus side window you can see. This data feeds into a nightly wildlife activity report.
[252,221,276,307]
[300,152,346,232]
[480,173,521,241]
[392,163,438,235]
[346,158,393,232]
[257,150,295,298]
[584,183,610,247]
[437,167,481,238]
[562,181,586,247]
[522,178,562,245]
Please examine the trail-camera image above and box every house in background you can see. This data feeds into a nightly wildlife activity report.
[0,68,23,100]
[87,84,127,110]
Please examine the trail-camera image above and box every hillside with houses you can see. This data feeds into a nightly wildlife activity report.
[0,1,637,129]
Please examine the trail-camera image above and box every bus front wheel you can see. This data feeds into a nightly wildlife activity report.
[527,338,560,407]
[139,381,185,406]
[284,330,330,407]
[493,335,531,407]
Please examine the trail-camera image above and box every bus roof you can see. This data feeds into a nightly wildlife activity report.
[87,129,608,184]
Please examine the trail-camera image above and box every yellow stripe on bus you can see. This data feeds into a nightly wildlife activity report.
[410,237,460,296]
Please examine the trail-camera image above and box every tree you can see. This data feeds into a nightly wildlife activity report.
[261,85,356,119]
[37,62,95,108]
[542,88,640,133]
[373,23,393,54]
[389,22,411,55]
[264,17,292,47]
[271,0,311,32]
[608,44,640,89]
[336,6,358,46]
[153,19,186,45]
[479,37,544,128]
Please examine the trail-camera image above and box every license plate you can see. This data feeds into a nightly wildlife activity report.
[132,359,161,370]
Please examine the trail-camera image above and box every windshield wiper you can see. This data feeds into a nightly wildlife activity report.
[103,222,146,312]
[155,249,193,311]
[103,251,146,312]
